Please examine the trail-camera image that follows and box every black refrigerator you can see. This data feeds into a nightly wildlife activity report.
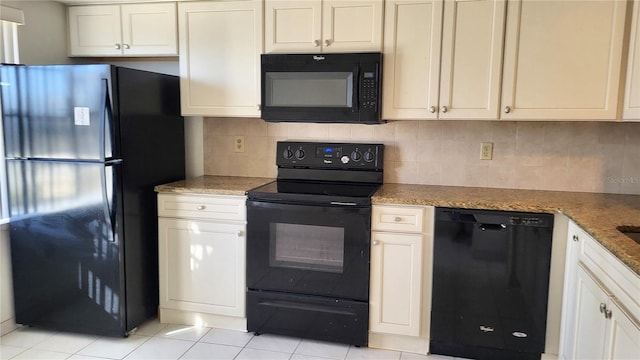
[0,64,185,336]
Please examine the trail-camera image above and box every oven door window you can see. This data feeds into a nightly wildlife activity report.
[246,200,371,301]
[270,223,344,273]
[265,72,353,108]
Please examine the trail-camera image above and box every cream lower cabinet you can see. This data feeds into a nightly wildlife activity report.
[624,0,640,120]
[178,0,262,117]
[68,3,178,57]
[157,193,247,330]
[382,0,506,120]
[264,0,383,53]
[501,0,627,120]
[559,221,640,360]
[369,205,434,354]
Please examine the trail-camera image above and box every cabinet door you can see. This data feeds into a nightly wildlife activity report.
[322,0,383,52]
[501,0,627,120]
[438,0,505,119]
[382,0,443,120]
[624,0,640,120]
[68,5,122,57]
[158,218,245,317]
[606,298,640,360]
[370,231,423,336]
[121,3,177,56]
[573,264,610,359]
[559,222,586,360]
[265,0,322,53]
[178,0,263,117]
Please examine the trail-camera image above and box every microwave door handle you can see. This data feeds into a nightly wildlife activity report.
[353,67,360,110]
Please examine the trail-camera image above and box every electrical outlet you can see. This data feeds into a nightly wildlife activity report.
[480,142,493,160]
[234,136,245,153]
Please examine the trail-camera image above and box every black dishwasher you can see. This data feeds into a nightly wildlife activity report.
[430,208,554,360]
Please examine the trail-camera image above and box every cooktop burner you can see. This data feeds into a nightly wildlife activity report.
[248,180,380,205]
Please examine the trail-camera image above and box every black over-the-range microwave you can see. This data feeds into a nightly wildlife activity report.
[260,52,382,124]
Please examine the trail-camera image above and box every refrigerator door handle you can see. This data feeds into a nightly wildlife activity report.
[100,79,114,160]
[102,163,118,242]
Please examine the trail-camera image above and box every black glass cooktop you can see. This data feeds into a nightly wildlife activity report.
[247,180,380,206]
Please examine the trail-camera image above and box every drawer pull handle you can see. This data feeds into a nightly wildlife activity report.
[197,205,206,211]
[394,217,402,222]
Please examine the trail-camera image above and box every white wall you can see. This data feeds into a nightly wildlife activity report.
[3,0,73,65]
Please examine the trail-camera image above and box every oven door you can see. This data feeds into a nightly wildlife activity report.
[246,200,371,302]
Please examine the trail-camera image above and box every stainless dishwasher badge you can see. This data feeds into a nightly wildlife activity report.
[512,332,528,338]
[313,56,325,61]
[74,107,90,126]
[480,326,494,332]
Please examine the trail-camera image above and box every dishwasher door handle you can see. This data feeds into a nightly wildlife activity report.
[479,223,507,231]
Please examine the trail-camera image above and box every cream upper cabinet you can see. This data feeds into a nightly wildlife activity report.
[624,0,640,120]
[382,0,505,120]
[501,0,627,120]
[382,0,442,120]
[68,3,177,57]
[265,0,383,53]
[178,0,263,117]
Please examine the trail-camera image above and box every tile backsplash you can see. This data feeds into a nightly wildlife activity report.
[203,118,640,195]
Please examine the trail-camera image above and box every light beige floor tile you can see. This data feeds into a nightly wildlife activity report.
[245,333,300,353]
[198,328,254,347]
[32,332,98,354]
[235,347,291,360]
[123,337,193,360]
[179,342,242,360]
[294,339,350,359]
[155,324,210,342]
[11,348,69,359]
[76,334,149,359]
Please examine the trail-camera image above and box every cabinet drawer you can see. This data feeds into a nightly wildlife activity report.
[372,205,425,233]
[579,233,640,323]
[158,193,246,221]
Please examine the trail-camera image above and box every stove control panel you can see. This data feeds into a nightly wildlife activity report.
[277,141,384,170]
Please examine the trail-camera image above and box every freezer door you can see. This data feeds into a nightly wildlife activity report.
[6,159,127,336]
[1,65,116,161]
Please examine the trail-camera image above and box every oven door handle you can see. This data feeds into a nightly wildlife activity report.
[330,201,358,206]
[258,300,358,316]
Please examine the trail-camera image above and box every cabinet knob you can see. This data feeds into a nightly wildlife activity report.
[313,40,320,47]
[123,44,130,49]
[324,39,331,47]
[504,106,511,114]
[196,205,206,211]
[600,303,606,313]
[236,230,244,237]
[115,43,121,50]
[440,106,448,113]
[429,106,436,113]
[572,235,579,242]
[372,240,380,245]
[256,104,261,110]
[394,216,402,222]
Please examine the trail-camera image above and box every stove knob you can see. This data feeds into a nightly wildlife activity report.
[283,148,294,159]
[341,155,350,164]
[295,149,305,159]
[364,151,375,162]
[351,151,362,162]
